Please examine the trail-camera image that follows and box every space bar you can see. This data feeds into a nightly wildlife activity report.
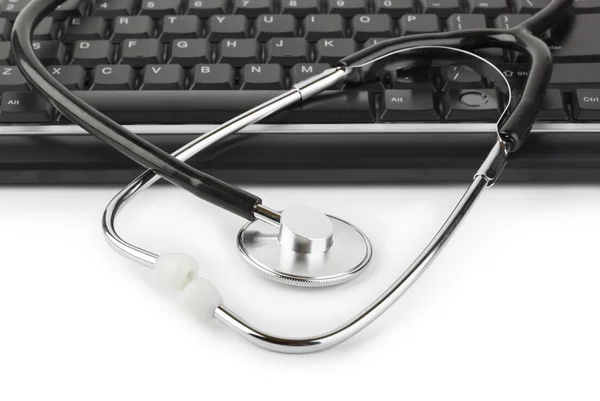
[69,90,375,124]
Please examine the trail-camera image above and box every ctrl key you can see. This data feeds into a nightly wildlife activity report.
[573,89,600,121]
[0,92,55,123]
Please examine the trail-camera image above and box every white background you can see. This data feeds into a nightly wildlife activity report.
[1,183,599,400]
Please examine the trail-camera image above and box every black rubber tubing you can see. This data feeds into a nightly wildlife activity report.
[11,0,262,221]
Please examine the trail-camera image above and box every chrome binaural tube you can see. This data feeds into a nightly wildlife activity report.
[103,48,512,353]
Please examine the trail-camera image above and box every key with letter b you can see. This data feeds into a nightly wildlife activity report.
[190,64,236,90]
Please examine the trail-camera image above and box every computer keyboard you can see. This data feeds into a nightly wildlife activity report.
[1,0,600,184]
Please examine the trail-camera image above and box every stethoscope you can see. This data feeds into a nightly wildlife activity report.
[12,0,572,353]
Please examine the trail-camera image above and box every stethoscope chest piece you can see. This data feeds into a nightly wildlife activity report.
[237,206,372,287]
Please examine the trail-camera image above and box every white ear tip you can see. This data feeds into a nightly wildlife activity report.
[182,278,223,321]
[154,253,199,291]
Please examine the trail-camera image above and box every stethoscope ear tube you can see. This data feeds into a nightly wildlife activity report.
[12,0,262,221]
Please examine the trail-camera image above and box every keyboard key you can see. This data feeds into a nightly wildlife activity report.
[374,0,416,17]
[304,15,345,41]
[281,0,320,17]
[71,40,115,68]
[420,0,461,17]
[255,15,297,42]
[0,92,54,123]
[379,89,439,121]
[159,15,202,41]
[314,38,358,64]
[0,43,11,65]
[233,0,275,17]
[494,63,529,87]
[364,37,391,47]
[271,90,374,123]
[571,0,600,13]
[439,64,485,91]
[141,64,186,90]
[521,89,568,121]
[391,67,433,89]
[0,19,11,41]
[217,39,260,67]
[573,89,600,120]
[119,39,163,66]
[351,15,393,42]
[399,14,440,35]
[443,89,501,121]
[111,16,154,43]
[549,63,600,92]
[51,0,87,19]
[514,0,549,13]
[93,0,136,19]
[265,38,310,66]
[289,63,331,84]
[446,14,486,31]
[64,17,107,43]
[548,15,600,62]
[169,39,211,66]
[326,0,368,18]
[186,0,228,17]
[68,90,374,123]
[46,65,87,90]
[33,41,68,65]
[190,64,236,90]
[91,65,136,90]
[240,64,286,89]
[494,14,531,29]
[0,67,28,92]
[33,18,61,41]
[207,15,250,42]
[466,0,509,16]
[140,0,183,18]
[0,0,30,21]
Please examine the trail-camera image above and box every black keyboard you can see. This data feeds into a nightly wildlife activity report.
[1,0,600,184]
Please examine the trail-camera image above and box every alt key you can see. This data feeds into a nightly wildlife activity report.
[0,92,55,123]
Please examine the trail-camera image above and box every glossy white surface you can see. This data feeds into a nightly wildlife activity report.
[1,184,599,400]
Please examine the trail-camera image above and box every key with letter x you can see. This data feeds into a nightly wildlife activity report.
[45,65,86,90]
